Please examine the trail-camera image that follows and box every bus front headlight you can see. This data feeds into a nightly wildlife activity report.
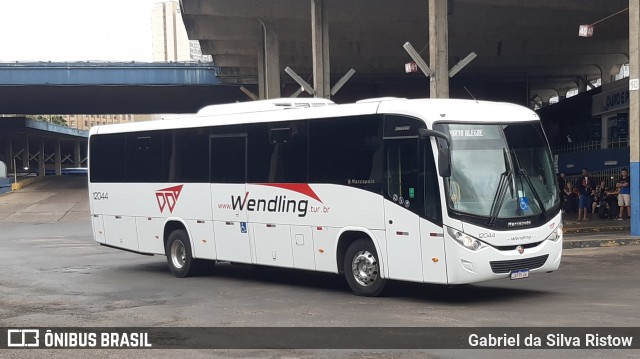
[546,224,563,242]
[446,227,485,251]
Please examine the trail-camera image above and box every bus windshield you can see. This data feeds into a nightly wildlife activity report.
[435,122,559,220]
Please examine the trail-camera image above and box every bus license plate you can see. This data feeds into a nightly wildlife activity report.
[510,269,529,280]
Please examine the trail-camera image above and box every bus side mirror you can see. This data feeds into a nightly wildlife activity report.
[419,128,451,178]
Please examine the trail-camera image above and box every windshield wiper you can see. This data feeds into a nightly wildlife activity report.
[488,169,513,226]
[508,147,547,219]
[488,148,515,226]
[517,169,548,221]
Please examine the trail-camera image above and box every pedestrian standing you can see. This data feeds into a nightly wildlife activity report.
[558,173,566,193]
[576,168,596,222]
[558,173,566,210]
[615,168,631,220]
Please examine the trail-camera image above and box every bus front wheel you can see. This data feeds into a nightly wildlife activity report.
[165,229,207,277]
[344,239,387,296]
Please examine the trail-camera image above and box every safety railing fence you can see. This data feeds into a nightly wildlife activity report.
[552,137,628,155]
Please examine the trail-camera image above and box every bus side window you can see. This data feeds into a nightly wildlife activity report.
[384,138,422,215]
[89,134,125,183]
[247,122,308,183]
[383,114,441,224]
[309,115,383,193]
[126,132,164,183]
[210,135,247,183]
[422,139,442,224]
[167,128,209,183]
[273,123,307,183]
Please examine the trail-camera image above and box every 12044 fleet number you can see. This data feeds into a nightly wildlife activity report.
[92,192,109,200]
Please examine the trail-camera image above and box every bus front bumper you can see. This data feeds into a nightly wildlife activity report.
[444,236,563,285]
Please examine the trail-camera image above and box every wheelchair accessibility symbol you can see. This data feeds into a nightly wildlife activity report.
[519,197,529,211]
[240,222,247,233]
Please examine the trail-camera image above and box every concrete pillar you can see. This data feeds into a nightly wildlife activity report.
[311,0,330,98]
[55,139,62,176]
[74,141,82,168]
[600,64,613,85]
[429,0,449,98]
[38,137,45,177]
[22,134,29,170]
[577,76,588,93]
[629,0,640,235]
[260,21,281,99]
[601,116,610,149]
[4,138,11,172]
[558,90,567,101]
[257,49,266,100]
[601,63,624,85]
[537,93,554,108]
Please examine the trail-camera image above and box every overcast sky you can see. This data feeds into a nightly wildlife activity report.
[0,0,161,62]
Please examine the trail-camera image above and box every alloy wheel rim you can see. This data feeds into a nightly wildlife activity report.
[351,250,379,287]
[171,240,186,269]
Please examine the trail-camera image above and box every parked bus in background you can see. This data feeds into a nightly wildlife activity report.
[88,97,563,296]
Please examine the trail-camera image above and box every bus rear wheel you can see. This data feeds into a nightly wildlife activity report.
[344,239,387,296]
[165,229,209,277]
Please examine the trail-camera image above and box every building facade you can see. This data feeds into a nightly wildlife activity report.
[152,0,211,62]
[29,1,208,131]
[64,114,156,130]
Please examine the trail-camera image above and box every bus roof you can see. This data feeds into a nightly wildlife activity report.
[196,98,335,116]
[89,98,539,136]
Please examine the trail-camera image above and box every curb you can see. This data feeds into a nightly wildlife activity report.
[563,225,630,235]
[563,237,640,249]
[10,176,47,191]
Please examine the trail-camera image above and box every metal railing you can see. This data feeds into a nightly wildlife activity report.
[552,137,628,155]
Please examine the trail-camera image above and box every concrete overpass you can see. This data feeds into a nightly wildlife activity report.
[0,62,244,114]
[180,0,630,104]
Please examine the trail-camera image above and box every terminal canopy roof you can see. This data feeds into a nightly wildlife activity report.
[181,0,629,102]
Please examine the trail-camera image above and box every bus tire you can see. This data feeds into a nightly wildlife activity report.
[343,239,387,296]
[165,229,206,278]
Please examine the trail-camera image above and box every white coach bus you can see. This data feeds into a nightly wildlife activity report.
[88,97,562,296]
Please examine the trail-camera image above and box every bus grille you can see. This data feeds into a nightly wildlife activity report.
[493,241,543,251]
[489,255,549,274]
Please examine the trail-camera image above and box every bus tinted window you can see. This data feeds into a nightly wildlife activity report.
[385,138,421,213]
[167,128,209,183]
[125,131,165,183]
[247,123,271,183]
[247,121,309,183]
[210,135,247,183]
[90,134,125,183]
[309,115,383,192]
[423,138,442,224]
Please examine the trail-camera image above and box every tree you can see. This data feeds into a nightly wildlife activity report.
[28,115,68,127]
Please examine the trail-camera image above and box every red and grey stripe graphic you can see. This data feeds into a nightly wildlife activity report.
[255,183,323,203]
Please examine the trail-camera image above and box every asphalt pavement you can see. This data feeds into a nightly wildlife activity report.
[0,176,89,223]
[1,216,639,359]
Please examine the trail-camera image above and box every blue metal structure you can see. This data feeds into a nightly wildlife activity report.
[0,62,223,86]
[0,62,245,114]
[0,117,89,179]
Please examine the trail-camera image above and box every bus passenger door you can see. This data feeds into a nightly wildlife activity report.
[419,137,447,284]
[384,138,424,282]
[210,134,251,264]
